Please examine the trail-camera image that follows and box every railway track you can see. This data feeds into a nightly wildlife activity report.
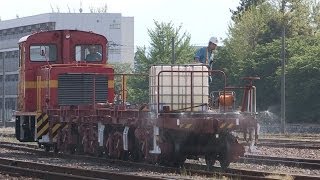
[242,154,320,169]
[0,133,15,138]
[0,142,266,179]
[257,138,320,149]
[0,141,319,179]
[0,157,162,180]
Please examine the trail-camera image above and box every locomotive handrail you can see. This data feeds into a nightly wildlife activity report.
[40,63,113,68]
[225,76,260,113]
[165,103,209,112]
[156,69,227,114]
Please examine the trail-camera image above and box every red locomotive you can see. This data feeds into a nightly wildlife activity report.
[15,30,259,169]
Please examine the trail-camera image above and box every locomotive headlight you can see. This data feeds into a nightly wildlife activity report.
[65,34,71,39]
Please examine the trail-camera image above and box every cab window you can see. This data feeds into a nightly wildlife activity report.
[30,44,57,62]
[75,44,102,62]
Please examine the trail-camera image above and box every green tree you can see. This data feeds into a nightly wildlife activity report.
[223,2,279,85]
[285,36,320,123]
[220,0,320,123]
[311,0,320,35]
[231,0,266,20]
[285,0,314,37]
[129,21,195,104]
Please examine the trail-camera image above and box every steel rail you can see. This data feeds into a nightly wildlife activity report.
[0,157,161,180]
[0,142,319,179]
[242,154,320,169]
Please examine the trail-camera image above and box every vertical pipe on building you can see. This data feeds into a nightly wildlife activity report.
[2,53,6,127]
[171,37,175,111]
[171,37,175,64]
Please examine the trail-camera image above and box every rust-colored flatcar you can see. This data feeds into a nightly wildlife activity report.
[15,30,259,170]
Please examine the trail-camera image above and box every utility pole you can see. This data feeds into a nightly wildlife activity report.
[1,52,5,128]
[281,0,286,134]
[171,37,175,64]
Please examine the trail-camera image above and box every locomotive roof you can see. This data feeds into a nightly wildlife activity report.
[18,30,105,43]
[18,34,31,43]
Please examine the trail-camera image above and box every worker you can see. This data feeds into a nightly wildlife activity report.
[194,36,218,68]
[85,45,102,61]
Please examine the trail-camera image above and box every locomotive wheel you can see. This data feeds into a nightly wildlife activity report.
[128,141,144,162]
[44,144,50,152]
[205,155,216,171]
[219,156,230,170]
[56,130,64,153]
[173,155,186,168]
[112,132,124,159]
[96,147,104,157]
[82,135,90,154]
[53,144,59,154]
[218,139,231,170]
[130,149,143,162]
[158,154,185,168]
[68,144,76,154]
[89,130,99,155]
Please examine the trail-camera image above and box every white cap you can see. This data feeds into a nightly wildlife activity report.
[209,36,218,44]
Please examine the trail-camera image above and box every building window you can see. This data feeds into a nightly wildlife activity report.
[5,74,19,82]
[14,51,18,58]
[109,48,121,54]
[5,52,10,58]
[0,22,56,40]
[1,50,19,59]
[109,23,121,29]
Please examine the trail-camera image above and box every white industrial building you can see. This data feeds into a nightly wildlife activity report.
[0,13,134,120]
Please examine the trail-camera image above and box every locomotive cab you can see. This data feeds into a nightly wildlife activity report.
[15,30,114,143]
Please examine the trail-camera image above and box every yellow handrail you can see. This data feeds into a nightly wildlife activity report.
[36,76,41,112]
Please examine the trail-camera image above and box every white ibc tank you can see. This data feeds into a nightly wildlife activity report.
[149,65,209,112]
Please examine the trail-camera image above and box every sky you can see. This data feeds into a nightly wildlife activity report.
[0,0,240,47]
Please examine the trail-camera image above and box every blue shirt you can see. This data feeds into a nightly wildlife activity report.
[194,47,213,64]
[85,52,102,61]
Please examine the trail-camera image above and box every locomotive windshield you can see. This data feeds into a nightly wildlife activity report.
[30,44,57,62]
[75,44,102,62]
